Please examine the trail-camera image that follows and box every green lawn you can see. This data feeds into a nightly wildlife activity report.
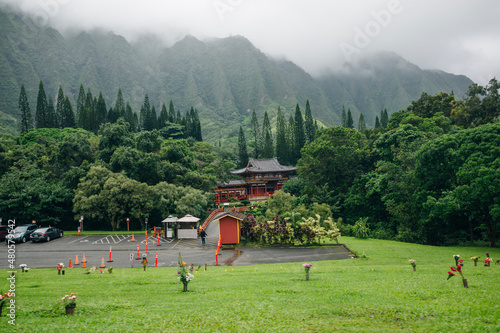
[1,238,499,332]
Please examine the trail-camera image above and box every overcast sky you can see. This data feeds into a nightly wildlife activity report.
[2,0,499,85]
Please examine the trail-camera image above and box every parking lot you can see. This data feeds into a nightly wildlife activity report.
[1,235,354,269]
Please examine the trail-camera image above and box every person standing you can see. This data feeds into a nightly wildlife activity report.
[199,228,207,244]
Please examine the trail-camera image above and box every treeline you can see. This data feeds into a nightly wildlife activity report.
[4,77,499,246]
[18,81,202,141]
[280,78,500,247]
[238,100,317,167]
[0,113,235,230]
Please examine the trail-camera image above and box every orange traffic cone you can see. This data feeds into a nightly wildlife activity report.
[82,254,86,268]
[100,257,106,268]
[75,255,80,265]
[68,259,73,268]
[131,234,135,242]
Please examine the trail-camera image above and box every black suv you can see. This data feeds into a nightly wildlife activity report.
[5,224,38,243]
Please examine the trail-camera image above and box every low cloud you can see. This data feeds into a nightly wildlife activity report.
[1,0,499,84]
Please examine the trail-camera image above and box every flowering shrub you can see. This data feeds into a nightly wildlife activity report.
[61,293,77,308]
[241,214,341,246]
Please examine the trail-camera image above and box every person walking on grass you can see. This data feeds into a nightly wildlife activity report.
[199,228,207,244]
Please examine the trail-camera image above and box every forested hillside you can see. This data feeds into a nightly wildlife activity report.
[0,6,473,142]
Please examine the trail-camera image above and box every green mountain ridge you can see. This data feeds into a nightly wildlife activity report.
[0,7,473,141]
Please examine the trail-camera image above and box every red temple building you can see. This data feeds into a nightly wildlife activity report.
[214,158,297,204]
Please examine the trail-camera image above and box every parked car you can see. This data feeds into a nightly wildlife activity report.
[0,225,12,242]
[5,224,38,243]
[30,227,64,243]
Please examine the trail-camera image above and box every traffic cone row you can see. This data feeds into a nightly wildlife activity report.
[62,246,170,270]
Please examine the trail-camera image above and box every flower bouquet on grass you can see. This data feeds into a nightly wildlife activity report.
[177,253,194,292]
[303,263,312,280]
[57,263,64,275]
[483,257,492,267]
[470,256,480,266]
[20,264,28,272]
[0,292,12,317]
[453,255,460,266]
[447,265,468,288]
[61,292,77,315]
[409,259,416,271]
[141,256,148,271]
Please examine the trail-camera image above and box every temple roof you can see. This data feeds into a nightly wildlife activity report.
[212,211,246,221]
[231,158,297,175]
[218,179,246,187]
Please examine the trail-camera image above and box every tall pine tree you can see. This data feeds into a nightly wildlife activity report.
[76,84,85,120]
[275,106,288,165]
[288,114,295,164]
[193,108,202,141]
[150,105,158,130]
[95,92,107,131]
[125,102,137,131]
[46,97,57,128]
[18,84,32,135]
[380,108,389,128]
[262,111,273,158]
[374,116,381,128]
[140,94,152,131]
[304,99,315,142]
[293,103,305,164]
[250,109,261,158]
[62,96,75,128]
[114,88,126,118]
[78,88,94,131]
[35,81,48,128]
[168,100,176,123]
[358,113,366,132]
[158,103,168,129]
[346,108,354,128]
[237,126,249,168]
[55,86,65,128]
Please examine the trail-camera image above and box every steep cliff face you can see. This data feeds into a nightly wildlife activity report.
[0,8,473,140]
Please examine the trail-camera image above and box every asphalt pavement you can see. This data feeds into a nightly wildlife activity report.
[1,235,355,270]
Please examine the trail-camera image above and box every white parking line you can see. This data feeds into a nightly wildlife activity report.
[67,236,88,244]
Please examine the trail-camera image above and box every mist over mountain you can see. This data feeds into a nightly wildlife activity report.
[0,7,473,141]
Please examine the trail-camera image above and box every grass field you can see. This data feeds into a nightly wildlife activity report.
[1,237,499,332]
